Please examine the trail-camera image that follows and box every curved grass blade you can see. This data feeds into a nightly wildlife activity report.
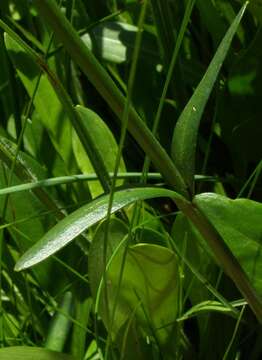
[171,2,248,195]
[15,187,185,271]
[177,299,247,322]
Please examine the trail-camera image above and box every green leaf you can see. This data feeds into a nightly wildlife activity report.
[113,244,179,345]
[88,218,128,300]
[171,2,248,194]
[0,136,62,288]
[89,219,179,344]
[194,193,262,296]
[4,33,74,171]
[0,347,75,360]
[70,297,92,360]
[15,187,184,271]
[177,299,246,322]
[45,292,73,352]
[73,105,126,198]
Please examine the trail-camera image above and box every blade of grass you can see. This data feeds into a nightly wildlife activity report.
[0,173,215,197]
[45,292,73,352]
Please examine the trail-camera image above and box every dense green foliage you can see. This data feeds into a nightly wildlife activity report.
[0,0,261,359]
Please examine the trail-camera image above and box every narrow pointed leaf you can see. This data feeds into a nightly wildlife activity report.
[177,299,247,322]
[15,187,185,271]
[171,2,248,194]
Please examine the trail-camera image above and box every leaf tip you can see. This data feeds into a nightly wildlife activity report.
[15,256,32,272]
[14,263,23,272]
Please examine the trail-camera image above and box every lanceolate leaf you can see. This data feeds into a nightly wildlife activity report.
[194,193,262,296]
[171,2,248,194]
[177,299,247,322]
[15,187,184,271]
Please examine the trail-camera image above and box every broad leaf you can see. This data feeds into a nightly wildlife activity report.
[0,347,74,360]
[171,2,248,194]
[89,218,179,344]
[15,187,184,271]
[108,243,179,344]
[194,193,262,296]
[88,218,179,354]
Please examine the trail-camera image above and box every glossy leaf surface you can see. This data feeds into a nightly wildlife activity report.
[15,187,183,271]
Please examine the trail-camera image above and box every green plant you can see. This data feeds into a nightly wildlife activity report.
[0,0,261,359]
